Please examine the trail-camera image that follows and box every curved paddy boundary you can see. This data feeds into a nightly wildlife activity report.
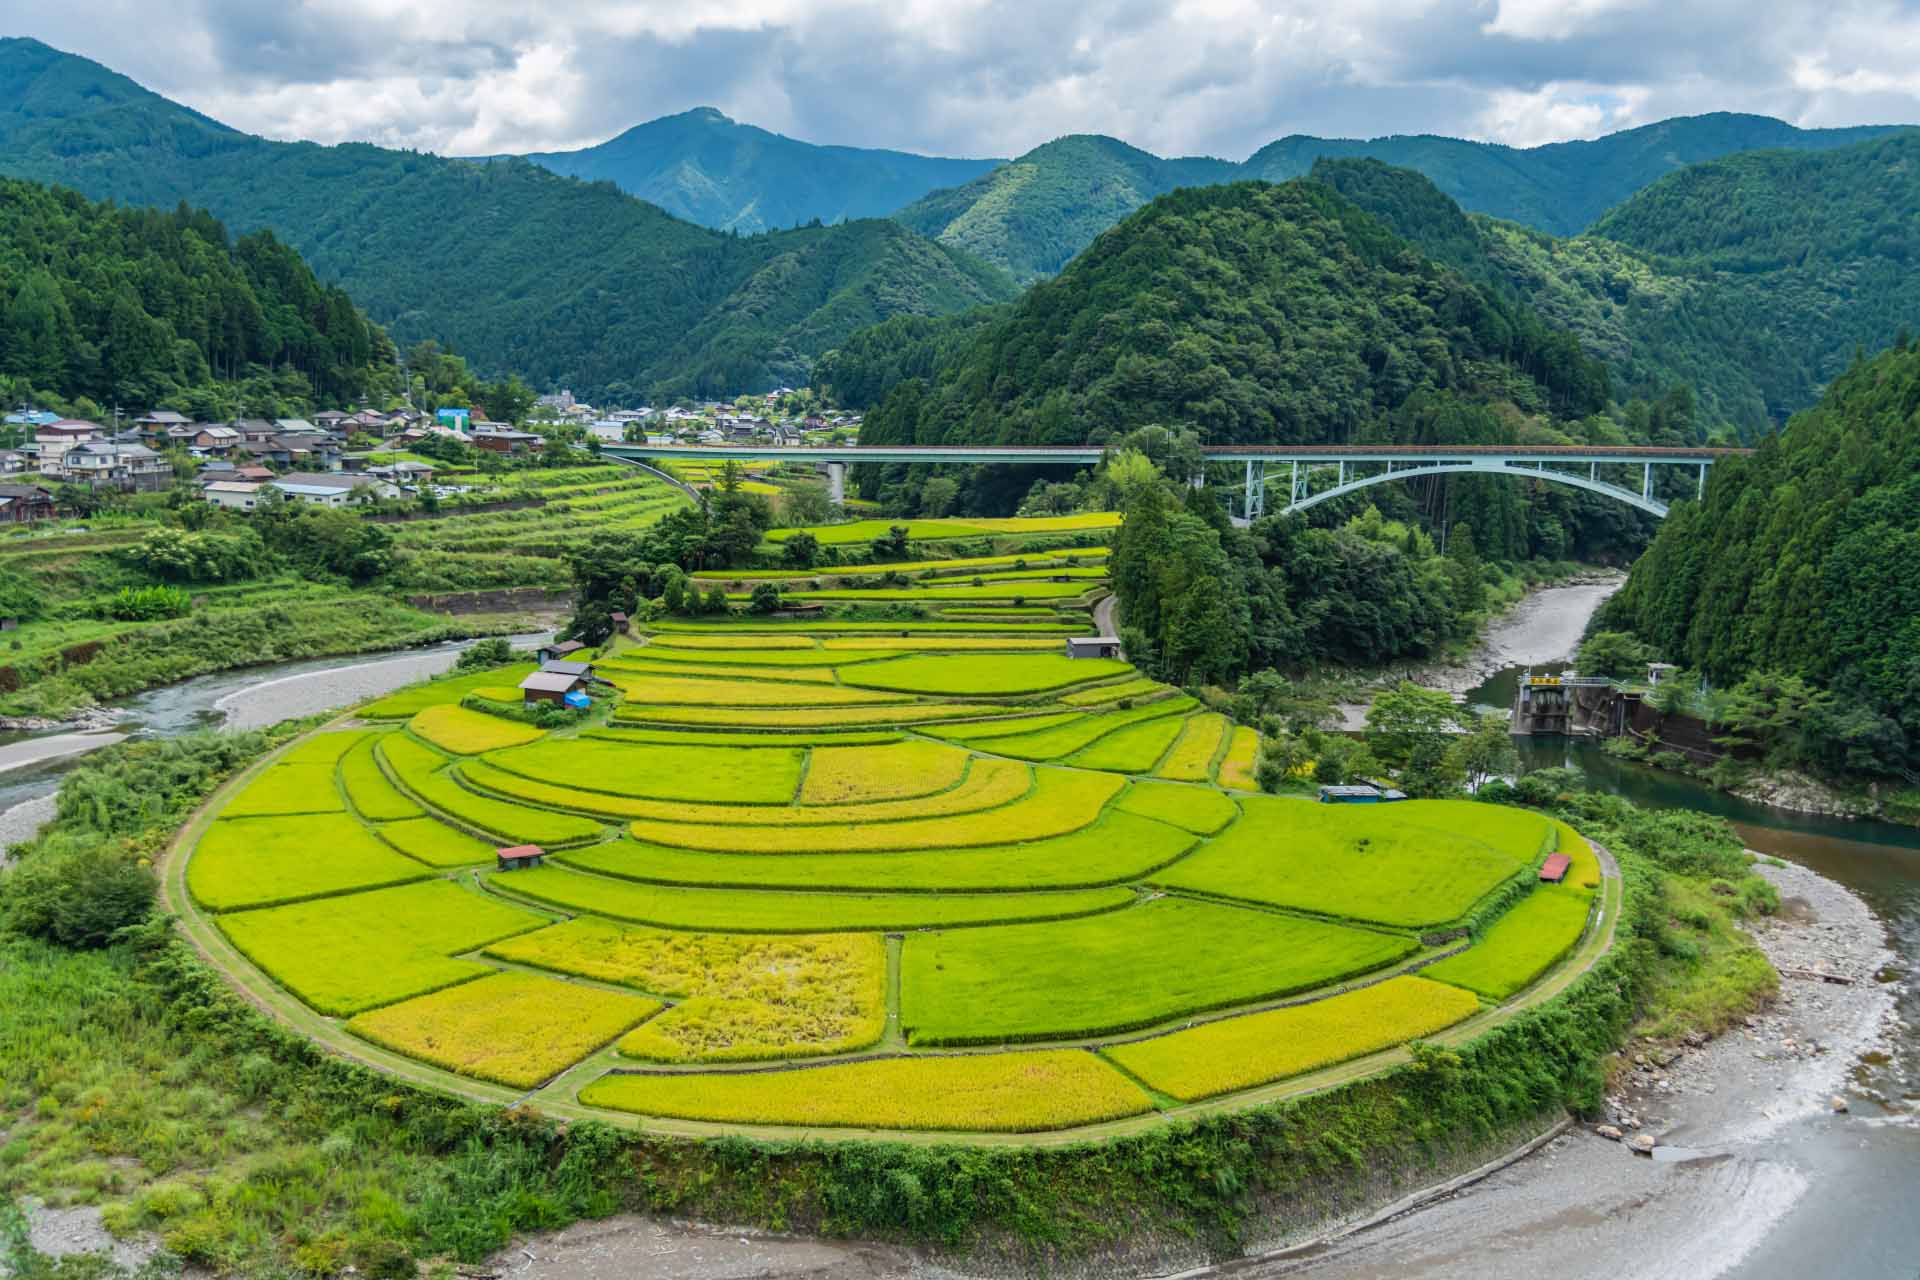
[161,719,1623,1149]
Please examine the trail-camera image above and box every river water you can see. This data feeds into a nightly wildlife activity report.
[1253,596,1920,1280]
[0,633,549,830]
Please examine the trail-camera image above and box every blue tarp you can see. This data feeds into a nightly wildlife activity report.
[563,691,591,709]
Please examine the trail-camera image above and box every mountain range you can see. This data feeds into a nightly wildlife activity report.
[515,108,1001,235]
[2,35,1917,429]
[0,38,1014,401]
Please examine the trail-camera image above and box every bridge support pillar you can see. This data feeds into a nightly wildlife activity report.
[1697,462,1707,500]
[827,461,846,504]
[1243,460,1264,520]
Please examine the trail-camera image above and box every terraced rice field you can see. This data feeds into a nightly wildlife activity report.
[182,521,1610,1138]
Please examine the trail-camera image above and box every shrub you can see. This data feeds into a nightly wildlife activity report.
[2,846,156,947]
[106,585,192,620]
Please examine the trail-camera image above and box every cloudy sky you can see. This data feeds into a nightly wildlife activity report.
[12,0,1920,159]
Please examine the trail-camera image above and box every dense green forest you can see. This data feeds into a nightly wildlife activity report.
[836,180,1611,446]
[892,114,1905,284]
[1603,339,1920,782]
[0,178,392,416]
[1306,144,1920,436]
[520,107,1000,235]
[894,136,1240,283]
[0,39,1015,401]
[824,179,1675,571]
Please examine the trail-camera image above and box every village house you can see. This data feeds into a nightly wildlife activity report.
[471,426,541,453]
[34,420,102,470]
[268,472,394,506]
[58,440,172,491]
[0,450,28,474]
[202,480,265,510]
[0,483,56,523]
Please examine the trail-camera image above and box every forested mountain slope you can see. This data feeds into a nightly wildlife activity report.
[0,39,1015,400]
[826,178,1609,447]
[0,177,392,414]
[893,136,1239,283]
[1601,340,1920,780]
[1309,145,1920,436]
[892,113,1907,284]
[518,107,1000,235]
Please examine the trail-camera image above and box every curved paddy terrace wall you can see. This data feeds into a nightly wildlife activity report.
[159,606,1636,1270]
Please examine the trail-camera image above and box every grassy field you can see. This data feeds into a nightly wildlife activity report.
[1153,796,1543,928]
[579,1051,1152,1131]
[1102,976,1482,1101]
[1113,780,1238,834]
[900,898,1417,1045]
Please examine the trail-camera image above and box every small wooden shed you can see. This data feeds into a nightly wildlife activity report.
[519,670,586,705]
[495,844,545,871]
[1538,852,1572,884]
[1318,784,1382,804]
[1067,635,1121,659]
[610,610,630,634]
[536,639,586,664]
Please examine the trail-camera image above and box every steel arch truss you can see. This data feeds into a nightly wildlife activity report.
[1241,455,1714,520]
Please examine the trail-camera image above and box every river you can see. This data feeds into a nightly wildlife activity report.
[0,633,549,842]
[1255,583,1920,1280]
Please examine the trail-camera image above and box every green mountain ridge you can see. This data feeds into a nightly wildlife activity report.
[517,107,1002,235]
[0,38,1016,400]
[895,113,1912,286]
[0,175,394,416]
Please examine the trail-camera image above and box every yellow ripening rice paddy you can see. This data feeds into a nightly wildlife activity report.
[1113,779,1238,835]
[1060,678,1168,707]
[1154,796,1544,928]
[601,673,911,707]
[795,740,972,804]
[462,755,1031,826]
[486,918,885,1063]
[641,633,818,650]
[578,1050,1153,1131]
[189,813,434,911]
[1155,713,1230,782]
[838,653,1130,696]
[1102,976,1482,1101]
[339,735,423,821]
[214,880,549,1015]
[407,704,546,754]
[613,704,1028,729]
[819,636,1069,651]
[599,659,839,684]
[625,767,1119,853]
[484,864,1137,932]
[482,738,805,804]
[574,808,1193,892]
[346,971,659,1089]
[1216,725,1259,789]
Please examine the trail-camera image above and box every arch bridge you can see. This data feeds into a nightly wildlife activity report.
[599,443,1746,518]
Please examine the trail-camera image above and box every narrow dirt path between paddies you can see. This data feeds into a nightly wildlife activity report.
[160,722,1622,1148]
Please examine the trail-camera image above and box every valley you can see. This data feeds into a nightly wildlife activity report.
[0,22,1916,1280]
